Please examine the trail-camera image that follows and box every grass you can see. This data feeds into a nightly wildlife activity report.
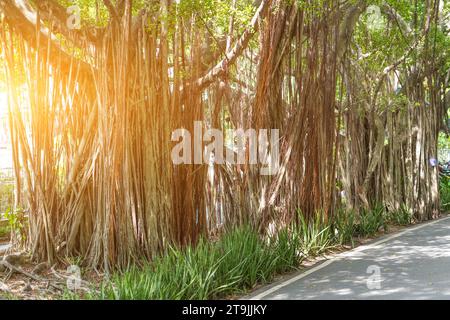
[0,180,14,214]
[91,220,334,300]
[440,175,450,212]
[388,204,414,226]
[331,205,387,244]
[297,212,335,257]
[74,205,417,300]
[0,176,13,241]
[333,208,357,246]
[0,225,10,240]
[355,204,387,237]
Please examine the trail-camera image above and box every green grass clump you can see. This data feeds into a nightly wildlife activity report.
[94,219,337,300]
[296,212,334,257]
[90,204,415,300]
[440,175,450,212]
[0,225,10,239]
[355,204,387,237]
[332,208,356,246]
[388,205,414,226]
[0,181,14,214]
[95,226,304,300]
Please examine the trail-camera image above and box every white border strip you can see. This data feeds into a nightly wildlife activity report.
[250,216,450,300]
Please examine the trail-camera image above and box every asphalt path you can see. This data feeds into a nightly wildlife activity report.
[249,216,450,300]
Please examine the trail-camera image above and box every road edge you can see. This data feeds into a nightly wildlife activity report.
[246,214,450,300]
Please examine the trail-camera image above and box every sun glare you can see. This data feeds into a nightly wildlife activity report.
[0,90,11,171]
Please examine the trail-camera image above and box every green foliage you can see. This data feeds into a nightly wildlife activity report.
[0,291,17,300]
[388,204,414,226]
[0,179,14,213]
[440,175,450,212]
[333,205,389,242]
[355,204,387,237]
[0,225,9,239]
[332,205,400,244]
[271,228,302,273]
[171,0,255,43]
[351,0,449,75]
[333,208,356,246]
[93,219,336,300]
[438,132,450,153]
[216,226,280,289]
[3,206,27,243]
[94,226,295,300]
[60,0,257,40]
[296,211,335,257]
[83,202,419,300]
[58,0,130,26]
[0,176,15,240]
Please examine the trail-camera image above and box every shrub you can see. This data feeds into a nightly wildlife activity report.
[388,204,414,226]
[270,228,302,273]
[332,208,356,246]
[440,175,450,212]
[3,206,27,243]
[0,179,14,214]
[91,205,401,300]
[296,211,335,257]
[95,226,301,300]
[355,204,387,237]
[0,225,10,240]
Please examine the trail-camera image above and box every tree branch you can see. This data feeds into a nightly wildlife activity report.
[380,3,413,37]
[35,0,102,46]
[194,0,271,91]
[0,0,93,77]
[103,0,120,21]
[337,0,367,61]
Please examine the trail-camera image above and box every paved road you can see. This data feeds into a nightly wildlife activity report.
[250,216,450,300]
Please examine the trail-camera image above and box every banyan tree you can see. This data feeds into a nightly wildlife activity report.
[0,0,448,270]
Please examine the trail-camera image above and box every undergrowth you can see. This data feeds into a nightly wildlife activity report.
[77,205,418,300]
